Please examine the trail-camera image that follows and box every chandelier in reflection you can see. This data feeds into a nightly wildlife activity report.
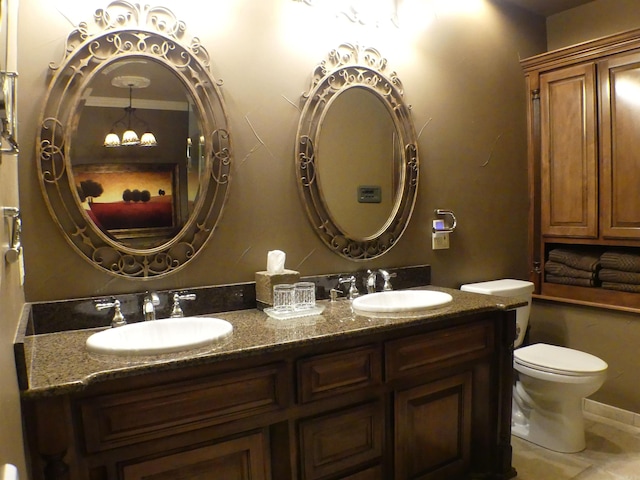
[104,76,157,147]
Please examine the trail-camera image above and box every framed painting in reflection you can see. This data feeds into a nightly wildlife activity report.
[73,163,179,242]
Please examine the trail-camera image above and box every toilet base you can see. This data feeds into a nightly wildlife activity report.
[512,383,587,453]
[511,419,586,453]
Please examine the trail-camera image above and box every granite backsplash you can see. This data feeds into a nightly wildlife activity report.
[24,265,431,335]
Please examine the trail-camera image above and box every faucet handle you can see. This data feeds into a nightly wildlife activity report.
[170,292,196,318]
[338,276,360,300]
[379,269,397,291]
[95,298,126,328]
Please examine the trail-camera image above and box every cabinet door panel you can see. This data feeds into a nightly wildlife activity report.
[540,63,598,238]
[297,345,382,403]
[600,52,640,239]
[122,431,270,480]
[299,402,383,480]
[395,372,472,480]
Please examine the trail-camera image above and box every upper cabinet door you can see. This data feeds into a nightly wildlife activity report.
[540,64,598,239]
[600,52,640,239]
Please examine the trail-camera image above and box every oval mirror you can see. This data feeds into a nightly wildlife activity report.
[37,2,231,278]
[295,44,418,260]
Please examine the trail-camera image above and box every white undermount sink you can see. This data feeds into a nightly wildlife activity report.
[351,289,453,316]
[86,316,233,356]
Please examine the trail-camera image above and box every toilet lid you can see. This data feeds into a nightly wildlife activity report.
[514,343,608,375]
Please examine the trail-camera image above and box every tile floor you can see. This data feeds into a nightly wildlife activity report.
[512,411,640,479]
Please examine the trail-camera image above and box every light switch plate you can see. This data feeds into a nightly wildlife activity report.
[432,232,450,250]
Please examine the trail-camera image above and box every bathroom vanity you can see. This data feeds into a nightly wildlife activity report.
[17,287,521,480]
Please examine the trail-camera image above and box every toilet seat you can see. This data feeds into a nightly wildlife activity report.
[515,343,608,376]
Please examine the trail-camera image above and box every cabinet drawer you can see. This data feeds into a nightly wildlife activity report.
[385,321,494,381]
[79,363,289,453]
[297,345,381,403]
[123,430,270,480]
[299,402,384,480]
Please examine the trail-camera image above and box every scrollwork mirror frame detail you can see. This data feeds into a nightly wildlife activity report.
[37,1,231,278]
[295,44,419,261]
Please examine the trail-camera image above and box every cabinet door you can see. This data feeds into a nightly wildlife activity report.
[122,431,270,480]
[540,63,598,238]
[395,372,472,480]
[600,51,640,239]
[299,402,383,480]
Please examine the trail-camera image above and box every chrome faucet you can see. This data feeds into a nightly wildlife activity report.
[379,269,396,291]
[366,270,378,294]
[330,275,360,301]
[143,292,160,321]
[95,298,126,328]
[366,269,396,293]
[170,292,197,318]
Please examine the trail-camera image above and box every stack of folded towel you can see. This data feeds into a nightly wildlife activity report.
[545,248,601,287]
[599,251,640,293]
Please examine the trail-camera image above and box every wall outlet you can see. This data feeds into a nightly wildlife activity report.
[432,232,450,250]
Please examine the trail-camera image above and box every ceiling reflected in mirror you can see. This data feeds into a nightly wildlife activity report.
[101,77,158,148]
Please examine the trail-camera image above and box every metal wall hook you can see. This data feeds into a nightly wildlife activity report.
[2,206,19,218]
[3,206,21,263]
[433,209,457,233]
[0,72,19,154]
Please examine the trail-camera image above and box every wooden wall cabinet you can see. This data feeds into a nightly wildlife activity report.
[539,63,598,240]
[599,51,640,240]
[22,312,515,480]
[523,28,640,310]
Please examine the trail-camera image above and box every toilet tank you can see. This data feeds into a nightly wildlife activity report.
[460,279,534,347]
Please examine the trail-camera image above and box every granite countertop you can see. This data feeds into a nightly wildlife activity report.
[19,286,524,399]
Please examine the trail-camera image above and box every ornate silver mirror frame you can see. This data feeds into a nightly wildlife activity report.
[295,44,418,260]
[37,1,231,278]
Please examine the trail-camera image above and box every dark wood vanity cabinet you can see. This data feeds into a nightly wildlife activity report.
[22,311,516,480]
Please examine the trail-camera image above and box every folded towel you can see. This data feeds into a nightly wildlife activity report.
[601,281,640,293]
[546,274,597,287]
[600,252,640,273]
[545,260,596,279]
[599,269,640,285]
[548,248,601,272]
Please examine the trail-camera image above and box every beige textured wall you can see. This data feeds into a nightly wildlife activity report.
[0,151,26,475]
[530,301,640,413]
[18,0,543,302]
[547,0,640,50]
[529,0,640,413]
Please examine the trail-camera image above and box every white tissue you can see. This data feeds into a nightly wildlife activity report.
[267,250,286,274]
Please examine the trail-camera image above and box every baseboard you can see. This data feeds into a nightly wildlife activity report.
[583,398,640,428]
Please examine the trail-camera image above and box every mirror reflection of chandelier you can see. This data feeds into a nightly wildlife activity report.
[103,76,157,147]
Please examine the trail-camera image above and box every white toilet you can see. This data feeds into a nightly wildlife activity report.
[460,279,608,453]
